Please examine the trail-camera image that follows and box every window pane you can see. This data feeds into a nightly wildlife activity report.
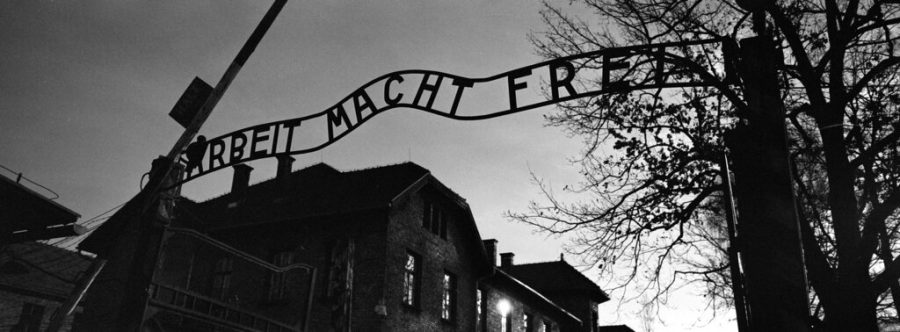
[440,213,448,239]
[422,203,431,229]
[442,274,450,319]
[431,209,441,234]
[476,289,482,328]
[403,252,419,307]
[441,272,456,321]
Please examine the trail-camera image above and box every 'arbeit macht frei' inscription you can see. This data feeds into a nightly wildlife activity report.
[177,38,726,184]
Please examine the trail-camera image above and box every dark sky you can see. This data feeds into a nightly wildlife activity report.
[0,1,733,330]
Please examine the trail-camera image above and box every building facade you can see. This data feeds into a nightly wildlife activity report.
[0,242,91,332]
[77,160,620,332]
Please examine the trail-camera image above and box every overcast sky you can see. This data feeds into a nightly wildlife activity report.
[0,1,735,331]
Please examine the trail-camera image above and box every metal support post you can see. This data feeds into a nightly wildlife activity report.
[725,33,810,331]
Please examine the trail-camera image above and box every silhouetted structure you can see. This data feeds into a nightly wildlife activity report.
[500,258,609,331]
[0,241,91,331]
[77,161,620,331]
[1,170,83,243]
[597,325,636,332]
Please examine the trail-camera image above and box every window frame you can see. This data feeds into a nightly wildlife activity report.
[401,251,421,309]
[543,320,554,332]
[525,312,533,332]
[15,302,45,332]
[212,257,234,300]
[476,288,487,331]
[267,251,293,301]
[422,200,450,239]
[441,271,457,323]
[422,202,433,230]
[502,312,512,332]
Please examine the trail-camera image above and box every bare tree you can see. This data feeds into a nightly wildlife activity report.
[510,1,900,330]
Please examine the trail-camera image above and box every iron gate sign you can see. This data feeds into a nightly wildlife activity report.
[177,38,727,184]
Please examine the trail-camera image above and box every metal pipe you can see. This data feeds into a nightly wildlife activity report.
[721,151,751,332]
[45,258,107,332]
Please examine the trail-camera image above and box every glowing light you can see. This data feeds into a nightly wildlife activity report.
[497,299,512,316]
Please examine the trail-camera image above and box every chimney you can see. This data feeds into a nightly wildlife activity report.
[483,239,498,267]
[500,252,515,268]
[231,164,253,194]
[276,154,295,179]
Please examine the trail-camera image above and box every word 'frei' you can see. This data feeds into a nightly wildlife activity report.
[178,39,724,184]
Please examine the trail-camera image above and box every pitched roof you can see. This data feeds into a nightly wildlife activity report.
[0,241,92,301]
[598,325,637,332]
[502,260,609,303]
[486,269,582,326]
[187,162,432,229]
[1,172,80,237]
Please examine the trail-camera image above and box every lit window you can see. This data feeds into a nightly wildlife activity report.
[212,257,233,299]
[543,320,553,332]
[476,289,486,331]
[525,312,533,332]
[442,272,457,321]
[402,252,420,307]
[268,251,292,300]
[498,299,512,332]
[503,314,512,332]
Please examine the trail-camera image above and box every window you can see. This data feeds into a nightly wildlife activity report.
[543,320,554,332]
[438,210,447,239]
[432,208,442,235]
[498,299,512,332]
[212,257,233,299]
[14,303,44,332]
[402,251,420,307]
[422,201,449,239]
[476,289,487,331]
[525,312,533,332]
[268,251,292,301]
[502,313,512,332]
[422,203,432,229]
[441,272,457,322]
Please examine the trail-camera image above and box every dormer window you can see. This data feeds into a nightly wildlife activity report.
[422,201,448,239]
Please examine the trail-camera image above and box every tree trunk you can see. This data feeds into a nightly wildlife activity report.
[823,277,878,332]
[815,105,879,331]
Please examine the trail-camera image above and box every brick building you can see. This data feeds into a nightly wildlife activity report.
[77,160,619,331]
[0,241,91,332]
[0,168,90,332]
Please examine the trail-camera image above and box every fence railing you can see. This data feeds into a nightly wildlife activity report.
[149,282,298,332]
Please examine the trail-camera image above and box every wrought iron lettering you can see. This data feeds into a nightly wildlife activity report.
[173,38,726,185]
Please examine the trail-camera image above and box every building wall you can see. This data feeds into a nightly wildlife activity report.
[547,294,598,332]
[174,208,390,331]
[0,290,78,332]
[479,286,561,332]
[382,186,483,331]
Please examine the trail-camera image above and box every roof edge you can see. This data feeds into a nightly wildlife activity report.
[493,269,582,324]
